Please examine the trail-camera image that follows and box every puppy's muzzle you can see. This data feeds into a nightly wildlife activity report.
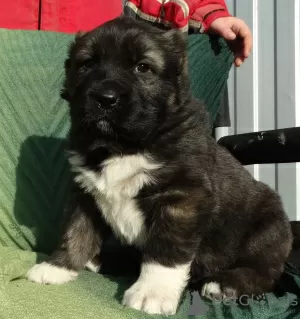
[90,80,125,110]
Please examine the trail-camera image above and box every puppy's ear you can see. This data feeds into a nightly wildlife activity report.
[162,29,188,75]
[60,58,71,101]
[61,32,87,101]
[60,41,76,102]
[75,31,86,39]
[163,29,190,103]
[162,29,185,43]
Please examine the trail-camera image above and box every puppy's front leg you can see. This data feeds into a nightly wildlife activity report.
[27,189,110,284]
[123,205,198,315]
[123,261,190,315]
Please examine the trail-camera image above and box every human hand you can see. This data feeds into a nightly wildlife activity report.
[209,16,253,67]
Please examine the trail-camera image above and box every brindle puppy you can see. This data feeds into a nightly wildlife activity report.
[27,17,293,315]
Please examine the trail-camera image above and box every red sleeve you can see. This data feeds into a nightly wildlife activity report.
[126,0,230,32]
[191,0,231,31]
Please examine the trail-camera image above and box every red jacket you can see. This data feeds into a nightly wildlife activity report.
[0,0,229,33]
[125,0,230,32]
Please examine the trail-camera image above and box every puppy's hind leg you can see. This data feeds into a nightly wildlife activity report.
[202,206,292,301]
[201,267,275,301]
[27,189,111,284]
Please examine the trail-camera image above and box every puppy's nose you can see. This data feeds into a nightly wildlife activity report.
[96,89,120,109]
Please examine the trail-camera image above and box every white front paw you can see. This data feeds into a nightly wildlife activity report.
[122,262,190,315]
[122,281,179,315]
[27,262,78,284]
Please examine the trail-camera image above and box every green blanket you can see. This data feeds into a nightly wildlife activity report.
[0,27,298,319]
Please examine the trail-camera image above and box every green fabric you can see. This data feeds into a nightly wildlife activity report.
[188,35,233,123]
[1,246,193,319]
[1,248,300,319]
[4,27,294,319]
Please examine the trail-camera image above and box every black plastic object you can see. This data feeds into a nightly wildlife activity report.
[217,127,300,165]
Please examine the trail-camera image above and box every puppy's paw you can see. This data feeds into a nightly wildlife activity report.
[122,281,178,315]
[27,262,78,284]
[201,281,236,301]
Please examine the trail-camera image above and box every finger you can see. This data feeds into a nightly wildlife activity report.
[237,26,252,57]
[243,33,253,57]
[213,24,237,41]
[234,56,245,67]
[223,28,237,41]
[231,23,253,57]
[234,57,243,67]
[227,39,243,59]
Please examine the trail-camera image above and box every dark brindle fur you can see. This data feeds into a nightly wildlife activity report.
[27,17,293,315]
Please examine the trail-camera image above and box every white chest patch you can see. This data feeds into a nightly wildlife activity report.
[69,152,161,245]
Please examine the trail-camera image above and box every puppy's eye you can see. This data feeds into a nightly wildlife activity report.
[79,59,95,69]
[135,63,150,73]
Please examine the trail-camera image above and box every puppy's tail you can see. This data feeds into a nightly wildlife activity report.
[290,221,300,249]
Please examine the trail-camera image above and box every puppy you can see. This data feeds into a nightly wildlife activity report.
[27,16,293,315]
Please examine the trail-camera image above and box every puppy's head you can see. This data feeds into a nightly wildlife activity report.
[63,17,190,142]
